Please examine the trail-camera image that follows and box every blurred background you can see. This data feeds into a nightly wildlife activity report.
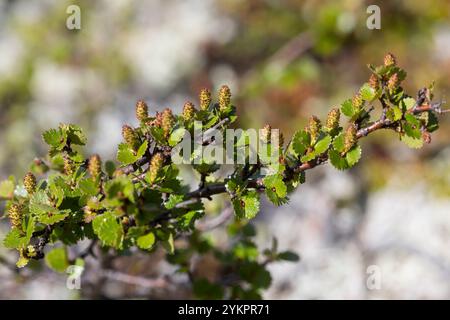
[0,0,449,299]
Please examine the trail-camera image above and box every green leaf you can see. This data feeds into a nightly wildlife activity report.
[177,210,204,231]
[290,130,310,156]
[169,128,186,147]
[137,232,156,250]
[29,191,68,225]
[314,134,331,155]
[386,106,403,122]
[300,134,330,162]
[117,143,137,165]
[64,124,87,146]
[360,83,376,101]
[401,134,423,149]
[232,190,260,219]
[341,99,354,117]
[425,111,439,133]
[263,174,288,206]
[329,149,348,170]
[149,126,166,144]
[42,128,65,149]
[136,140,148,159]
[3,229,26,249]
[161,232,175,254]
[104,160,116,177]
[402,97,416,110]
[193,278,224,300]
[45,247,69,273]
[346,145,362,167]
[92,212,123,248]
[0,179,15,199]
[277,251,300,262]
[332,133,345,153]
[79,178,98,196]
[164,194,184,209]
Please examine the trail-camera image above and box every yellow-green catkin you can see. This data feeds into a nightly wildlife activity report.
[64,156,75,176]
[182,101,196,121]
[326,108,340,131]
[387,73,399,92]
[8,204,22,229]
[23,172,36,195]
[122,125,139,150]
[260,124,272,143]
[352,93,363,112]
[88,154,102,179]
[136,100,149,122]
[344,124,358,153]
[199,88,211,111]
[218,85,231,112]
[384,52,396,67]
[148,153,164,183]
[308,115,321,144]
[369,74,379,89]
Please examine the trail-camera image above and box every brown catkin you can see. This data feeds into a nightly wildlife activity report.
[218,85,231,111]
[384,52,396,67]
[63,156,75,176]
[369,74,379,89]
[199,88,212,111]
[135,100,149,122]
[260,124,272,143]
[161,108,175,137]
[88,154,102,179]
[308,115,322,143]
[122,125,139,150]
[23,172,36,195]
[344,124,358,153]
[387,73,399,91]
[182,101,196,121]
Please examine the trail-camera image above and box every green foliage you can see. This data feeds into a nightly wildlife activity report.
[0,55,446,299]
[45,247,69,272]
